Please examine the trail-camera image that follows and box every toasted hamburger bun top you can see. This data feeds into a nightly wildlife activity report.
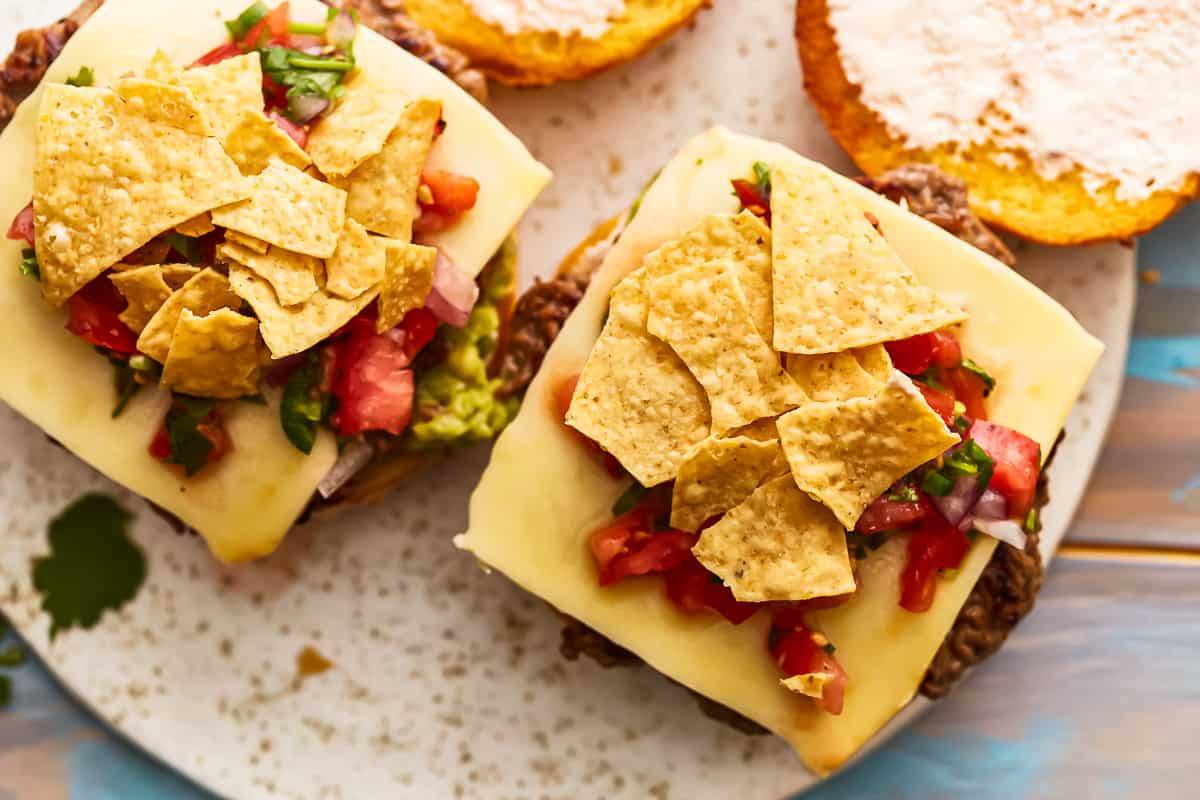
[795,0,1199,245]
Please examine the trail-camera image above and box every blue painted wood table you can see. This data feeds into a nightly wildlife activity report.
[3,206,1197,799]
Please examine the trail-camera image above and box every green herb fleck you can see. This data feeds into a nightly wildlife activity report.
[961,358,996,396]
[752,161,772,199]
[611,482,647,517]
[225,1,269,39]
[953,415,971,432]
[259,45,356,122]
[709,572,724,586]
[165,232,202,264]
[107,356,143,419]
[913,367,944,390]
[162,396,218,476]
[32,494,146,641]
[65,66,94,87]
[920,470,954,497]
[0,645,26,668]
[19,248,40,281]
[886,485,919,503]
[281,356,325,455]
[1024,508,1039,533]
[822,642,836,655]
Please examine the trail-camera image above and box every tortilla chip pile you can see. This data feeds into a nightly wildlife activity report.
[32,50,444,399]
[566,165,966,631]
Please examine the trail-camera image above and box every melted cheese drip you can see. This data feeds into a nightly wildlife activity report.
[466,0,625,38]
[828,0,1200,201]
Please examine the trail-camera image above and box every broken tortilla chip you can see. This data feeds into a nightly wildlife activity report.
[565,270,710,487]
[670,436,784,532]
[224,230,269,254]
[114,77,210,136]
[781,672,832,700]
[211,159,346,258]
[646,262,803,434]
[33,84,249,306]
[179,53,265,143]
[785,350,882,403]
[109,266,173,333]
[770,166,967,354]
[333,98,441,241]
[854,344,893,383]
[136,268,243,362]
[160,308,262,399]
[229,264,378,358]
[693,474,855,603]
[377,241,437,332]
[306,77,409,178]
[161,264,201,290]
[777,371,961,529]
[175,213,215,238]
[223,109,313,175]
[325,219,386,299]
[642,211,773,339]
[217,241,320,307]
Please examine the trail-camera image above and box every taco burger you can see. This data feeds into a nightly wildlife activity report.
[459,128,1102,773]
[0,0,550,563]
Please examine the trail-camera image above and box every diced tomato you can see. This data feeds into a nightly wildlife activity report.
[918,382,957,426]
[664,556,758,624]
[269,111,308,148]
[769,611,848,714]
[398,307,440,360]
[589,513,695,587]
[65,276,138,354]
[731,179,770,222]
[192,42,244,67]
[899,510,972,613]
[148,405,231,470]
[885,333,935,375]
[950,367,989,421]
[7,201,34,247]
[969,420,1041,519]
[929,330,963,369]
[329,318,415,436]
[149,426,171,460]
[239,1,290,48]
[856,491,931,534]
[262,76,289,112]
[414,169,478,235]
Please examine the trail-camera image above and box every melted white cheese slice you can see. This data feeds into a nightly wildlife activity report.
[0,0,550,563]
[460,128,1102,775]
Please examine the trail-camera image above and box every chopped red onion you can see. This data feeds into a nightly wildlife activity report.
[325,11,357,50]
[973,519,1027,551]
[973,488,1008,521]
[317,439,374,499]
[931,474,983,528]
[425,251,479,328]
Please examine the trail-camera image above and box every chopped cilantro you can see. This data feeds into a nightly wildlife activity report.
[163,396,218,476]
[32,494,146,641]
[165,232,202,264]
[19,248,39,281]
[961,358,996,396]
[913,366,944,390]
[0,645,26,668]
[259,45,356,122]
[752,161,772,199]
[65,66,94,87]
[941,439,994,490]
[1024,508,1039,533]
[611,482,647,517]
[823,642,836,655]
[280,356,324,455]
[107,356,143,419]
[953,415,971,432]
[709,572,724,585]
[226,2,269,39]
[887,485,919,503]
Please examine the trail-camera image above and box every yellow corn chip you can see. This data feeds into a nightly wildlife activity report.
[730,417,781,442]
[175,213,215,238]
[565,270,710,487]
[307,77,409,178]
[325,219,386,299]
[33,85,249,306]
[109,266,173,333]
[693,475,855,603]
[334,98,440,241]
[854,344,893,383]
[224,230,269,254]
[228,265,378,358]
[137,268,243,362]
[114,77,210,136]
[777,371,961,529]
[781,672,832,700]
[211,159,347,258]
[377,241,437,333]
[670,436,783,532]
[642,211,772,339]
[647,262,804,434]
[223,109,313,175]
[145,49,184,84]
[217,241,320,307]
[179,53,265,143]
[160,308,262,399]
[785,351,882,403]
[162,265,201,290]
[771,166,967,354]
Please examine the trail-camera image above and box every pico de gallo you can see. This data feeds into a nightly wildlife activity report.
[562,164,1044,716]
[10,1,515,488]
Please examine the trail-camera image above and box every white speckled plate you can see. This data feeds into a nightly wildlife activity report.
[0,1,1133,798]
